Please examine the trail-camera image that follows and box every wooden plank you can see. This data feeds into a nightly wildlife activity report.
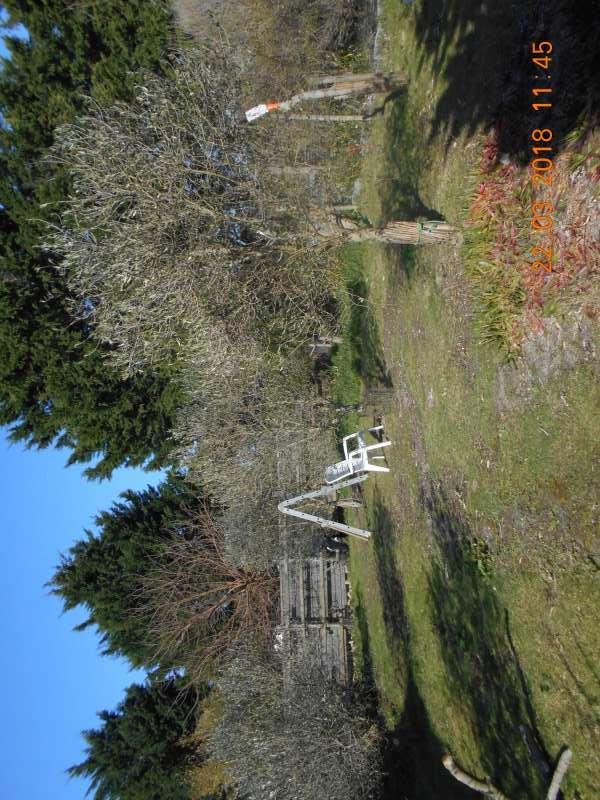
[319,555,327,624]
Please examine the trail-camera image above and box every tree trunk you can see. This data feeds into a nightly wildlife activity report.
[246,72,407,121]
[309,212,459,245]
[280,72,407,108]
[288,113,368,122]
[307,71,407,93]
[266,165,325,176]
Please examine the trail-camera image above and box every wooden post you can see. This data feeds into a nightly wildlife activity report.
[306,71,406,93]
[288,113,368,123]
[245,72,406,122]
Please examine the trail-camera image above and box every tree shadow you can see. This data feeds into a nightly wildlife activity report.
[363,86,407,119]
[354,488,478,799]
[378,93,446,220]
[371,490,410,650]
[387,242,419,286]
[411,0,600,158]
[381,673,481,800]
[344,269,394,388]
[352,583,379,713]
[422,480,555,799]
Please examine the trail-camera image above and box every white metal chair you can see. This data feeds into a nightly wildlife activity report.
[325,425,392,484]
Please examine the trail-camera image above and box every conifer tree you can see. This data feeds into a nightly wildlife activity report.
[0,0,178,478]
[70,677,204,800]
[50,474,207,668]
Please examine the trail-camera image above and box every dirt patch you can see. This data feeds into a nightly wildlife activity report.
[493,313,598,412]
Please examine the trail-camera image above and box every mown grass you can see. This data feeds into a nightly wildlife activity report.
[335,4,600,799]
[345,235,600,800]
[329,243,393,438]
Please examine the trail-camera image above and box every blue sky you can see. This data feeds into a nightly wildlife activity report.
[0,433,164,800]
[0,17,163,799]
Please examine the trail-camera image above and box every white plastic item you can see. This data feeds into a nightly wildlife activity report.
[245,104,269,122]
[324,426,392,484]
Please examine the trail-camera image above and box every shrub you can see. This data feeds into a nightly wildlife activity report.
[211,644,381,800]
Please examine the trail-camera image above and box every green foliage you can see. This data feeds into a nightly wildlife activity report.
[71,676,204,800]
[0,0,179,478]
[461,225,525,355]
[49,473,207,668]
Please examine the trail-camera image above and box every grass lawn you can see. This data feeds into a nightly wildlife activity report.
[334,3,600,798]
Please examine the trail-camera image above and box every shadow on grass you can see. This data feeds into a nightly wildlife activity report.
[352,583,379,714]
[411,0,600,158]
[371,490,410,650]
[381,673,480,800]
[423,480,554,799]
[337,245,393,388]
[377,93,445,222]
[387,243,419,287]
[353,488,478,800]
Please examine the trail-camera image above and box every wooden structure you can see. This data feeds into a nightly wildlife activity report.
[245,70,405,122]
[277,553,352,684]
[274,432,359,685]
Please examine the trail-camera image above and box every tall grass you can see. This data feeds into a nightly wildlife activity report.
[461,225,525,355]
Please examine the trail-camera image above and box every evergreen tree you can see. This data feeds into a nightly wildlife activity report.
[70,676,204,800]
[0,0,179,478]
[50,474,207,668]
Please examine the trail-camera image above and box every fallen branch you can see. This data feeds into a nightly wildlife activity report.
[443,748,573,800]
[546,748,572,800]
[442,754,511,800]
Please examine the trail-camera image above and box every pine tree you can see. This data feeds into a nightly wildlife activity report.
[0,0,179,478]
[49,474,207,668]
[70,676,204,800]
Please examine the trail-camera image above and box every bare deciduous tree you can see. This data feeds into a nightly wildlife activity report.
[44,42,337,377]
[137,507,279,680]
[211,644,381,800]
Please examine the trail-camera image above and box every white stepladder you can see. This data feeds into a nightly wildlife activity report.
[277,425,392,541]
[324,426,392,484]
[278,473,373,540]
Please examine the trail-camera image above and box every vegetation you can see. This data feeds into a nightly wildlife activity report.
[44,43,345,568]
[50,474,207,669]
[0,0,179,478]
[211,644,380,800]
[44,45,337,375]
[1,0,597,799]
[137,507,279,681]
[338,3,600,799]
[175,0,365,96]
[71,677,205,800]
[463,124,600,354]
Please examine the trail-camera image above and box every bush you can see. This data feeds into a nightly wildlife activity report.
[46,43,336,377]
[137,507,279,679]
[211,644,381,800]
